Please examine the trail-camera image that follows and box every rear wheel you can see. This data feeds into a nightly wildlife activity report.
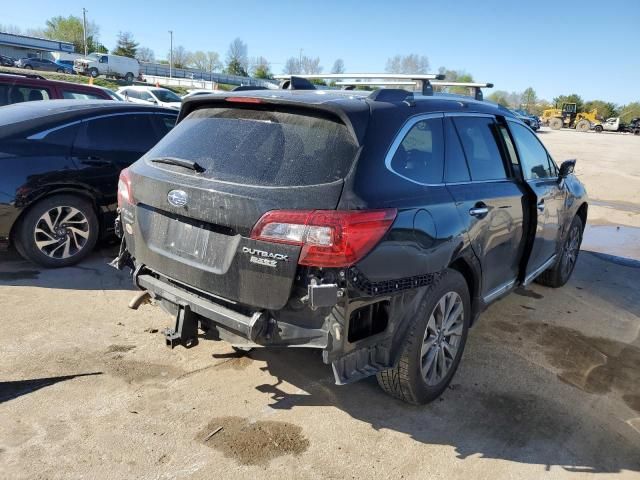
[549,117,563,130]
[15,194,99,268]
[536,215,583,288]
[124,72,134,83]
[377,269,470,405]
[23,65,33,70]
[576,120,590,132]
[594,125,603,133]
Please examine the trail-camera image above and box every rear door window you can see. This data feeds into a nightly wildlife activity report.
[389,117,444,184]
[0,83,51,105]
[452,116,507,181]
[145,107,359,187]
[75,114,159,153]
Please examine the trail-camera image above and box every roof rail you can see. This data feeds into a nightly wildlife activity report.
[273,73,445,95]
[334,79,494,101]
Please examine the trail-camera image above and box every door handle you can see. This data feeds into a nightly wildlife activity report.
[469,203,489,217]
[537,200,545,212]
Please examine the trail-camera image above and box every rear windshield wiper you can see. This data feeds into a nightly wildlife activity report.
[151,157,205,173]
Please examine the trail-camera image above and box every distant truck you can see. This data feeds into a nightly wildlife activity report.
[594,117,640,135]
[74,53,140,83]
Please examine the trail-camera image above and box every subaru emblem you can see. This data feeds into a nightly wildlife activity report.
[167,189,188,207]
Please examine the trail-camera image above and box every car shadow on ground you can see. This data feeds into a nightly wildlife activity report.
[0,372,103,404]
[243,251,640,474]
[0,243,134,291]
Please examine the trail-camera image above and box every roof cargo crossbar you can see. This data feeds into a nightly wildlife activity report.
[274,73,445,96]
[431,81,494,101]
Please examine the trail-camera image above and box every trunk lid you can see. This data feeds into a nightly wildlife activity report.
[126,103,362,310]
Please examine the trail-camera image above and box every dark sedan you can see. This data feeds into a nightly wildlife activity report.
[15,57,63,72]
[0,101,178,267]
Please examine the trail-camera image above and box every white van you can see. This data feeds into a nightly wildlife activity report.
[74,53,140,82]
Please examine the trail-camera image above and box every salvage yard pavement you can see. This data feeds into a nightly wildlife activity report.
[0,130,639,479]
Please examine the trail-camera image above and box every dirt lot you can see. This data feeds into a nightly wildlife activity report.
[0,129,639,479]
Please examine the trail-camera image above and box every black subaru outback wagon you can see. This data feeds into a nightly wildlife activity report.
[115,76,587,404]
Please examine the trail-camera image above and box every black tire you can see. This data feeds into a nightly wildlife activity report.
[24,65,33,70]
[376,269,471,405]
[15,194,99,268]
[535,215,583,288]
[124,72,134,83]
[576,120,590,132]
[594,125,603,133]
[56,68,64,73]
[549,118,563,130]
[89,68,99,78]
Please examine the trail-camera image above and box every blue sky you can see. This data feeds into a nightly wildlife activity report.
[4,0,640,104]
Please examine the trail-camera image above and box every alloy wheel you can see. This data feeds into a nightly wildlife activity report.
[33,206,90,259]
[420,291,464,386]
[561,224,580,277]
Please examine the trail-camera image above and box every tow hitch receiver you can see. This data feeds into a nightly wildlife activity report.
[165,305,199,348]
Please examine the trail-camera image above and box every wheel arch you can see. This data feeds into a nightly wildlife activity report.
[576,202,588,230]
[9,187,102,246]
[448,254,482,325]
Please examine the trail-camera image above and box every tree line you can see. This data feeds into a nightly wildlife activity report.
[2,18,638,119]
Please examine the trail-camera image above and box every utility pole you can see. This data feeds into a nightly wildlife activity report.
[82,8,88,56]
[168,30,173,78]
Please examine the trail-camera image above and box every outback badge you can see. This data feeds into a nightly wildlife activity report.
[242,246,288,268]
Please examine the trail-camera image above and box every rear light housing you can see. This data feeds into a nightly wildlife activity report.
[251,209,397,268]
[117,168,133,207]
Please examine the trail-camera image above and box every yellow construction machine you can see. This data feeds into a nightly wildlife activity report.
[541,103,600,132]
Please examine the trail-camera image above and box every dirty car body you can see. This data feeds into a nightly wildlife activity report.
[116,84,588,403]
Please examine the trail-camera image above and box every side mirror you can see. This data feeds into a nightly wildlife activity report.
[559,159,576,179]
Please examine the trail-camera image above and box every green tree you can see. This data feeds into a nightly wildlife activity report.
[521,87,537,113]
[583,100,618,120]
[225,38,248,76]
[43,15,100,54]
[112,31,138,58]
[251,56,272,79]
[552,94,584,112]
[488,90,510,107]
[619,102,640,123]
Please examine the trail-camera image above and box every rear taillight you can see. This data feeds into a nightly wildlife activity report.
[117,168,133,207]
[250,209,397,268]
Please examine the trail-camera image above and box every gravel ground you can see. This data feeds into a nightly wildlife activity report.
[0,129,638,479]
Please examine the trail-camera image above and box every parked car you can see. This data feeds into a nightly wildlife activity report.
[114,80,588,405]
[54,59,76,74]
[0,73,115,106]
[0,101,178,267]
[0,54,16,67]
[15,57,63,73]
[514,109,540,131]
[73,53,140,82]
[181,88,225,99]
[117,86,182,109]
